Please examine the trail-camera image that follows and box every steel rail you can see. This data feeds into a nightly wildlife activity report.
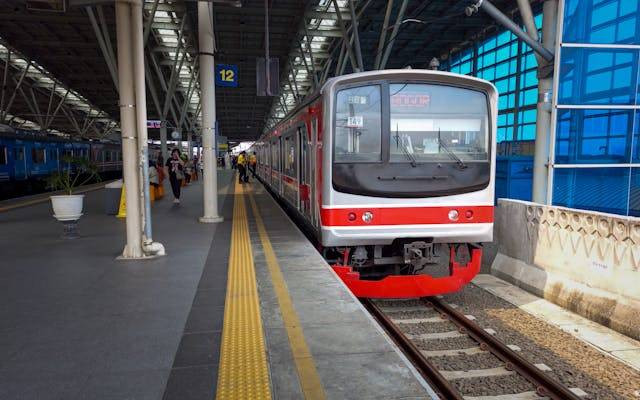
[426,297,582,400]
[362,299,462,400]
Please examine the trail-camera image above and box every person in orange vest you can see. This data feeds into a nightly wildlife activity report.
[237,151,248,184]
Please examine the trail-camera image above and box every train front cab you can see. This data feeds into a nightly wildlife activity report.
[321,70,498,299]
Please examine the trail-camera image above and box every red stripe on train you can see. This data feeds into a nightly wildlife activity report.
[320,205,494,226]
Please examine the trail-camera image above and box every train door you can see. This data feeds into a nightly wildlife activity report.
[310,117,319,228]
[271,137,280,194]
[282,132,296,207]
[13,145,27,180]
[277,136,283,195]
[0,142,9,183]
[300,124,312,220]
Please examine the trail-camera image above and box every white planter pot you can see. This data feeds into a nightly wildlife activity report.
[50,194,85,221]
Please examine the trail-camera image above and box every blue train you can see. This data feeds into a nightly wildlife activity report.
[0,125,123,200]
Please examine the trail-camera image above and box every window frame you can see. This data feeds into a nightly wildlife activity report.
[0,145,7,165]
[31,147,46,164]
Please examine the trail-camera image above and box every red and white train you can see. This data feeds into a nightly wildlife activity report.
[252,69,497,298]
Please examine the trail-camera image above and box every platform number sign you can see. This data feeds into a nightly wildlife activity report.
[215,64,238,87]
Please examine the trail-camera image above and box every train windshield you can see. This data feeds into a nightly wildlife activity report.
[334,85,382,162]
[389,83,488,163]
[334,83,489,164]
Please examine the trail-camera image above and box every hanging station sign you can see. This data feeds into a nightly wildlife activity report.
[215,64,238,87]
[147,120,162,129]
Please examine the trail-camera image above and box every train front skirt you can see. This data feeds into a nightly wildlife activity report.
[331,246,482,299]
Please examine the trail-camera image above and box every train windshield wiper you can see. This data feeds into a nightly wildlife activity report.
[438,128,467,170]
[394,124,417,167]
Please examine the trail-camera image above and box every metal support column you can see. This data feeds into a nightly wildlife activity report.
[115,0,143,258]
[160,123,168,159]
[347,0,364,71]
[332,0,359,72]
[379,0,409,70]
[132,1,164,256]
[187,130,192,159]
[477,0,553,62]
[532,0,558,203]
[374,0,394,70]
[198,1,222,223]
[516,0,543,66]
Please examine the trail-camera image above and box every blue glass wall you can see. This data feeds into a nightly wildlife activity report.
[553,0,640,216]
[446,15,542,144]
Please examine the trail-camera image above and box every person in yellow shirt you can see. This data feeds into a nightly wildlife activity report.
[237,151,248,183]
[249,151,257,178]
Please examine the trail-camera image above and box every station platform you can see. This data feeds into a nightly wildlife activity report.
[0,170,434,400]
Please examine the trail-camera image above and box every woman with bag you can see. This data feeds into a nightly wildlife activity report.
[166,148,185,204]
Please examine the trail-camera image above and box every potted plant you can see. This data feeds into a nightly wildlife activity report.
[47,156,100,237]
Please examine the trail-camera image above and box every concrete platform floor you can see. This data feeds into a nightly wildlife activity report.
[0,171,234,399]
[0,172,435,399]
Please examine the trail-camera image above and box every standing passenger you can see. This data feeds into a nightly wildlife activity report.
[156,154,165,185]
[183,155,193,184]
[249,151,257,178]
[192,156,199,180]
[166,148,185,204]
[237,151,248,183]
[149,160,159,191]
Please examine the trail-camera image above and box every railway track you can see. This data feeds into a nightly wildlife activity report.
[363,297,585,400]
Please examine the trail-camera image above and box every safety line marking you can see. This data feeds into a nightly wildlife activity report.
[215,181,271,400]
[248,185,326,400]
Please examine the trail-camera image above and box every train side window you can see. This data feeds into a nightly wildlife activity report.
[15,147,24,161]
[50,149,58,161]
[334,84,382,162]
[283,136,292,176]
[32,148,46,164]
[272,139,280,171]
[0,145,6,165]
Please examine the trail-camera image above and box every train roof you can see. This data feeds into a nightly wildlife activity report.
[265,69,497,136]
[321,69,498,95]
[0,129,119,145]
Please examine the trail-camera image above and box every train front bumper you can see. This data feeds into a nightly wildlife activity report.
[321,222,493,247]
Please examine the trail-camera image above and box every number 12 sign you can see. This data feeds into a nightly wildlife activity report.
[215,64,238,87]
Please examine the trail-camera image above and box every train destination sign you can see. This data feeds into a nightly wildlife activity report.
[391,94,430,107]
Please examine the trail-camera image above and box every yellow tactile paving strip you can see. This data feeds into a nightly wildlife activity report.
[247,186,326,400]
[216,181,271,400]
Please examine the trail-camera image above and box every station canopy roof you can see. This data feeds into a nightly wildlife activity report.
[0,0,529,143]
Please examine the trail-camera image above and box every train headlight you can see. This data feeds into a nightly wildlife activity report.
[448,210,459,221]
[362,211,373,223]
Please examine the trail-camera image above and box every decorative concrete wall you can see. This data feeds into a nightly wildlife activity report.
[492,199,640,340]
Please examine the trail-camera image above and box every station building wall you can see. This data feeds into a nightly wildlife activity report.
[446,1,640,217]
[444,15,542,146]
[552,0,640,217]
[443,15,542,204]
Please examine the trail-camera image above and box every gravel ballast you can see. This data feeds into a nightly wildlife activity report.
[429,351,503,371]
[442,283,640,400]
